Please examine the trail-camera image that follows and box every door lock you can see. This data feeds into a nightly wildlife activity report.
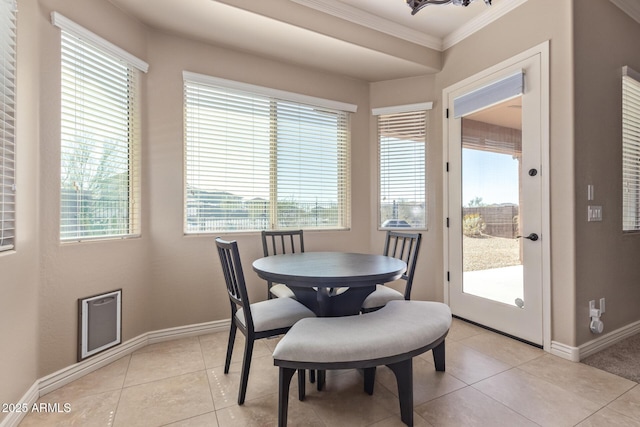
[517,233,539,241]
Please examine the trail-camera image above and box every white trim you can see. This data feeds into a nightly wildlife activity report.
[610,0,640,25]
[550,341,580,362]
[550,318,640,363]
[442,41,551,350]
[539,41,552,353]
[290,0,442,50]
[372,102,433,116]
[51,12,149,73]
[578,318,640,360]
[442,0,529,50]
[0,383,39,427]
[0,319,229,427]
[183,71,358,113]
[623,65,640,83]
[39,319,228,396]
[291,0,528,52]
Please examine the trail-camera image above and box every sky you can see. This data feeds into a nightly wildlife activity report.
[462,148,520,207]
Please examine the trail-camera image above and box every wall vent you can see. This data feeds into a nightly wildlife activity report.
[78,289,122,361]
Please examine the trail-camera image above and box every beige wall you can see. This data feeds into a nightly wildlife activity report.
[574,1,640,345]
[37,0,152,376]
[8,0,635,407]
[144,29,372,330]
[443,0,576,346]
[369,75,442,301]
[30,0,372,377]
[0,0,41,420]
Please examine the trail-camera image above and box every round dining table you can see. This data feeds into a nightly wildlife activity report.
[252,252,407,317]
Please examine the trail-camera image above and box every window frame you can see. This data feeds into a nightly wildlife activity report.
[182,72,355,234]
[52,13,148,243]
[373,103,431,231]
[622,66,640,232]
[0,0,17,253]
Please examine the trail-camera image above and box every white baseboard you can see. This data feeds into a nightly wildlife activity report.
[550,319,640,363]
[578,318,640,360]
[0,319,229,427]
[550,340,580,362]
[0,382,39,427]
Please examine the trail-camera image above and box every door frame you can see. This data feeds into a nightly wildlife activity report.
[442,41,551,351]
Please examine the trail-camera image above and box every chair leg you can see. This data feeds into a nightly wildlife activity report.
[238,338,255,405]
[387,359,413,427]
[364,367,376,395]
[224,322,237,374]
[310,369,316,383]
[278,368,296,427]
[432,340,446,372]
[297,369,306,401]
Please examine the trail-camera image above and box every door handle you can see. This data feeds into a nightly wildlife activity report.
[517,233,539,241]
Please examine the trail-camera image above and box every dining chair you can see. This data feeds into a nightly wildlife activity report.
[361,230,422,313]
[215,237,315,405]
[261,230,305,299]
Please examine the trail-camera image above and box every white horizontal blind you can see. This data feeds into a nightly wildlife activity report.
[0,0,16,252]
[59,30,141,241]
[184,79,351,233]
[377,110,426,229]
[623,68,640,231]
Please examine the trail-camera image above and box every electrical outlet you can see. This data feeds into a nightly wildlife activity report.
[588,205,603,222]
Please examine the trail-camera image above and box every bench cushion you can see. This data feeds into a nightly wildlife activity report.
[273,300,451,364]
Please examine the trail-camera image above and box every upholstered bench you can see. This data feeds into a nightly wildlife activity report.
[272,300,452,427]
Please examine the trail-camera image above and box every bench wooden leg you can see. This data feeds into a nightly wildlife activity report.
[279,367,296,427]
[297,369,306,401]
[310,369,316,383]
[432,340,445,372]
[364,367,376,395]
[387,359,413,427]
[317,370,326,391]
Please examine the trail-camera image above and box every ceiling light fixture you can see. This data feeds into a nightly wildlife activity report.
[407,0,492,16]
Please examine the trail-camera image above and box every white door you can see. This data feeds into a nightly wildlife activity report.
[445,47,548,346]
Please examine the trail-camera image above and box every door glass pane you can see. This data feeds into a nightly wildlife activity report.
[461,97,524,307]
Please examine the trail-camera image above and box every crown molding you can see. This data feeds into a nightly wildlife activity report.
[442,0,528,50]
[290,0,443,50]
[610,0,640,25]
[291,0,527,52]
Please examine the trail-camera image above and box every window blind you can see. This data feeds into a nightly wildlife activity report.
[58,27,142,241]
[0,0,16,252]
[623,67,640,231]
[184,77,351,233]
[453,71,524,119]
[377,109,427,229]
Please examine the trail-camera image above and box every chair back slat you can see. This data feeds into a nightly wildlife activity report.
[216,237,254,331]
[383,231,422,299]
[261,230,305,256]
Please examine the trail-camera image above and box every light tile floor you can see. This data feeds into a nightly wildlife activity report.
[18,319,640,426]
